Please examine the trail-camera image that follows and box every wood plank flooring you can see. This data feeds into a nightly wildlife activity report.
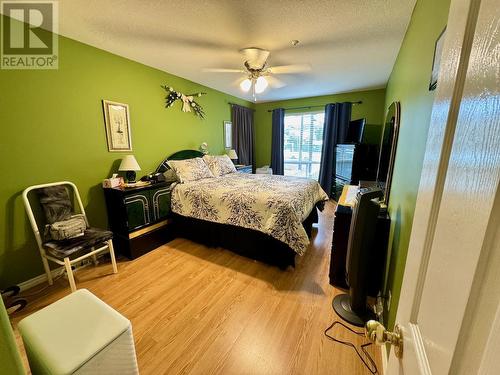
[11,201,381,375]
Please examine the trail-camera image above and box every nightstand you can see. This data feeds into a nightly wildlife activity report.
[235,165,252,174]
[104,182,174,259]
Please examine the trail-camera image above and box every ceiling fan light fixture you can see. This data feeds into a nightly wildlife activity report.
[240,78,252,92]
[255,76,268,94]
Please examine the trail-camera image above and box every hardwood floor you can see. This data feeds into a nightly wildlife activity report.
[11,201,381,375]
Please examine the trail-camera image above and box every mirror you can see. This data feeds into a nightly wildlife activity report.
[223,121,232,149]
[376,101,401,205]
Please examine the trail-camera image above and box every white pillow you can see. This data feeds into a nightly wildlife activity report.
[167,157,214,183]
[203,154,237,177]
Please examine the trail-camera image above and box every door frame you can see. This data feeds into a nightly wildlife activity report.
[387,0,500,372]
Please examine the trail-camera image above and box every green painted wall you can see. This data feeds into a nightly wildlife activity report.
[253,89,387,167]
[382,0,451,328]
[0,17,251,287]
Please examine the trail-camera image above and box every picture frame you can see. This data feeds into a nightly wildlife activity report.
[223,120,232,149]
[429,27,446,91]
[102,100,132,152]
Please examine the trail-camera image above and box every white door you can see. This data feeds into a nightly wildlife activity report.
[386,0,500,373]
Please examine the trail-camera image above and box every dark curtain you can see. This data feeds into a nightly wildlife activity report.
[270,108,285,175]
[318,102,352,196]
[231,105,254,166]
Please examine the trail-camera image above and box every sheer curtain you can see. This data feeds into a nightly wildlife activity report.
[318,102,352,196]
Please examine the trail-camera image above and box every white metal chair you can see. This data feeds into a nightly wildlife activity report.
[22,181,118,292]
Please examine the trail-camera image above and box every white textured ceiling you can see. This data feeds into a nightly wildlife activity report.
[57,0,416,102]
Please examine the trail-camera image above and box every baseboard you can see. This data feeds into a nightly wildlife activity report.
[17,254,108,292]
[17,267,65,292]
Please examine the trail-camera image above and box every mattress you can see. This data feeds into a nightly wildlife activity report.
[170,173,328,255]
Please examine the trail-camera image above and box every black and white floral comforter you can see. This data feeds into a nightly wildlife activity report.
[170,173,328,255]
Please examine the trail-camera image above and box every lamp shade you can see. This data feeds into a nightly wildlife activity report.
[119,155,141,171]
[227,149,238,160]
[255,76,268,94]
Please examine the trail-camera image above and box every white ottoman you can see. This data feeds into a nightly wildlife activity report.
[18,289,138,375]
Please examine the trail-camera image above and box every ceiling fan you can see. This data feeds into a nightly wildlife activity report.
[203,47,311,101]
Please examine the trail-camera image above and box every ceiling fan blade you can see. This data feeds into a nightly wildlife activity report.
[240,47,270,69]
[268,64,311,74]
[202,68,244,73]
[266,75,286,89]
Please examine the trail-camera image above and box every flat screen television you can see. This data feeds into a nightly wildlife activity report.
[332,187,383,326]
[345,118,366,144]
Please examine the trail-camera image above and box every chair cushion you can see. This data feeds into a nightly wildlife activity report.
[43,228,113,259]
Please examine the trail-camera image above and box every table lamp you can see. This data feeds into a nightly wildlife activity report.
[200,142,209,154]
[227,149,238,164]
[119,155,141,183]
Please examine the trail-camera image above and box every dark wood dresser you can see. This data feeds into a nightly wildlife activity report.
[104,182,174,259]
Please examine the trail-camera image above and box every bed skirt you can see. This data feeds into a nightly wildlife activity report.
[171,207,319,269]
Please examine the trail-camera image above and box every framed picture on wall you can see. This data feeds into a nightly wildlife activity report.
[429,27,446,91]
[102,100,132,152]
[223,120,232,149]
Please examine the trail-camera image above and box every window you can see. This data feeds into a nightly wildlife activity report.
[283,111,325,179]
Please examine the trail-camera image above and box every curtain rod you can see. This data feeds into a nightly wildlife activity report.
[266,101,363,112]
[228,102,256,111]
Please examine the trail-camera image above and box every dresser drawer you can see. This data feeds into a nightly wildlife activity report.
[151,186,171,221]
[124,193,151,230]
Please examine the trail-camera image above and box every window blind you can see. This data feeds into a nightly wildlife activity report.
[283,111,325,179]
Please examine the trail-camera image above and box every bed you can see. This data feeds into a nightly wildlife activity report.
[156,150,328,268]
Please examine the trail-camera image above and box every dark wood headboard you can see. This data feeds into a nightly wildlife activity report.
[155,149,204,173]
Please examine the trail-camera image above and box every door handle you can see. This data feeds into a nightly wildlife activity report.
[365,320,403,358]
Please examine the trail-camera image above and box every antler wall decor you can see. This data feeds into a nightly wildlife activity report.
[162,85,206,119]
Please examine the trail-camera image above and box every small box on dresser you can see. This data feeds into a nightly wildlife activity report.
[235,165,252,174]
[104,181,174,259]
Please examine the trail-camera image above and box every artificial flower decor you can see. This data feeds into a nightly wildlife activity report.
[162,85,206,119]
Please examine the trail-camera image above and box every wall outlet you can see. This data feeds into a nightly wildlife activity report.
[387,290,392,311]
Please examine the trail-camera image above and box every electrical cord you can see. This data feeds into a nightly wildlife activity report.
[324,320,378,374]
[20,257,100,299]
[5,257,108,316]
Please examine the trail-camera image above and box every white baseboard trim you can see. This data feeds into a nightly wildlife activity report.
[381,343,388,375]
[17,255,107,292]
[17,267,65,292]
